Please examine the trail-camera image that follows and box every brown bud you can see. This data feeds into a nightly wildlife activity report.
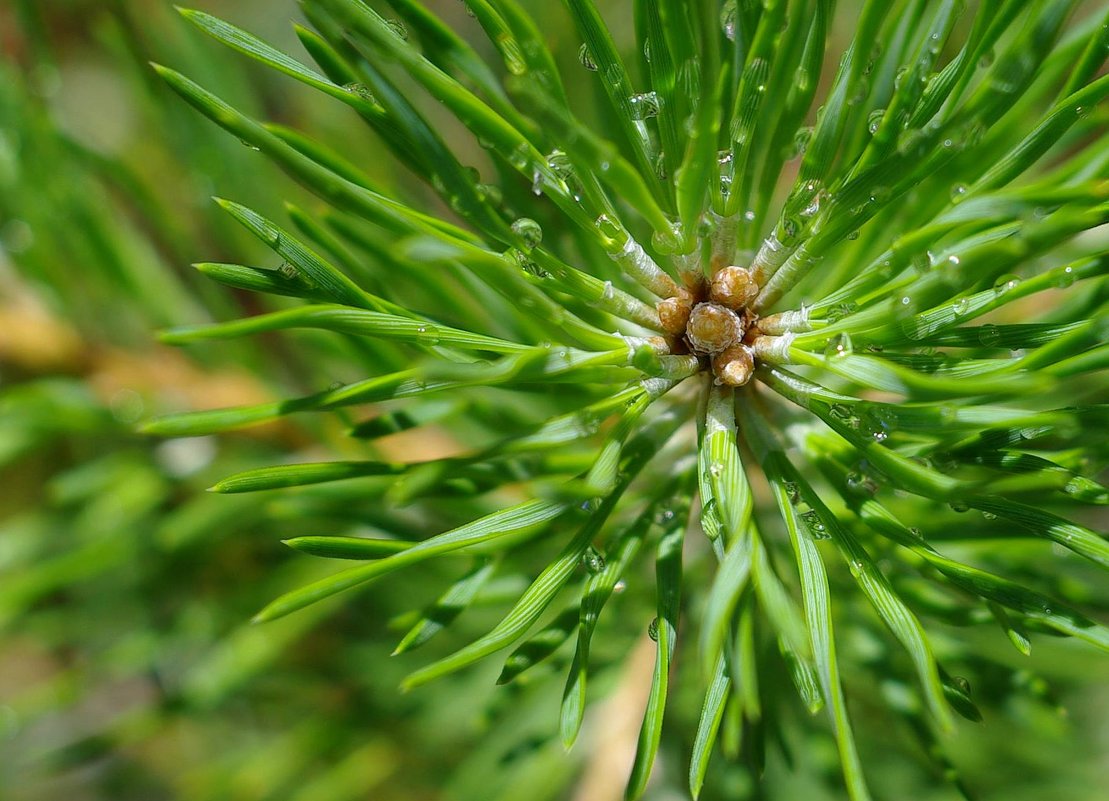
[712,344,754,387]
[686,302,744,355]
[657,291,693,336]
[710,266,758,310]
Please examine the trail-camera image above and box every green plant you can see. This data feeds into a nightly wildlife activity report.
[2,7,440,798]
[144,1,1107,798]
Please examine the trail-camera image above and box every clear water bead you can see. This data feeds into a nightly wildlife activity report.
[581,546,606,574]
[578,43,598,71]
[800,510,830,539]
[628,91,660,120]
[721,1,737,42]
[511,217,543,251]
[342,83,375,103]
[384,19,408,40]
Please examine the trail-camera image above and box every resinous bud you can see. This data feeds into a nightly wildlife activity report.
[686,302,744,355]
[710,266,758,310]
[712,344,754,387]
[657,290,693,337]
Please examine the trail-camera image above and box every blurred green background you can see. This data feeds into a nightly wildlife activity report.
[0,2,1106,800]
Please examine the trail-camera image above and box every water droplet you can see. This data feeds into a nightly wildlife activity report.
[800,510,830,539]
[1056,266,1076,289]
[845,470,877,497]
[498,35,527,76]
[824,333,853,360]
[278,262,297,279]
[643,39,651,63]
[993,274,1021,294]
[791,126,813,159]
[828,404,856,427]
[602,280,615,300]
[781,217,800,241]
[508,141,531,171]
[950,183,968,202]
[647,617,660,641]
[582,546,606,573]
[547,148,573,180]
[511,217,543,251]
[477,183,503,206]
[867,108,885,135]
[849,73,870,105]
[239,139,260,151]
[846,230,860,241]
[978,324,1001,347]
[415,324,441,345]
[980,510,997,520]
[578,43,598,71]
[508,247,549,278]
[708,461,724,479]
[893,296,927,341]
[701,498,721,539]
[952,297,971,316]
[858,404,892,443]
[783,481,801,505]
[949,501,970,513]
[720,1,737,41]
[908,527,924,541]
[384,19,408,40]
[575,411,602,436]
[628,91,660,120]
[953,676,971,695]
[650,222,682,255]
[594,213,623,244]
[825,302,857,323]
[896,127,927,157]
[342,82,375,102]
[978,49,995,69]
[655,151,668,180]
[654,507,676,525]
[613,579,627,593]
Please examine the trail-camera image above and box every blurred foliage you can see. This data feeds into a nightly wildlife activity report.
[0,2,1107,801]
